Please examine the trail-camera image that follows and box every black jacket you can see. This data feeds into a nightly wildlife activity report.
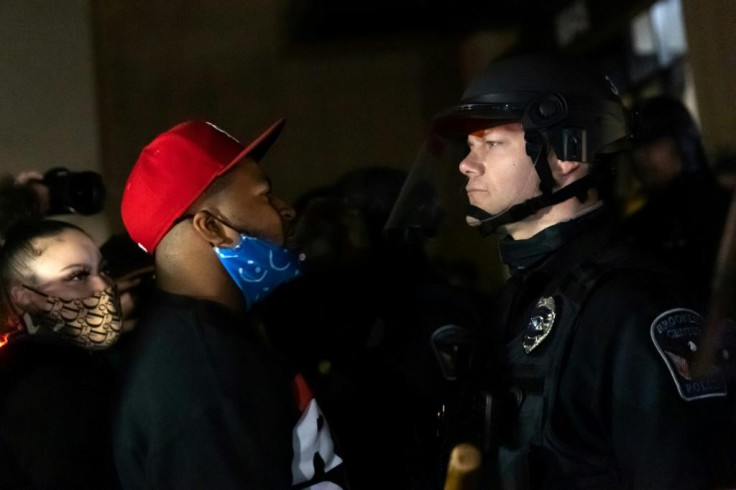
[623,175,733,306]
[112,290,346,490]
[0,335,119,489]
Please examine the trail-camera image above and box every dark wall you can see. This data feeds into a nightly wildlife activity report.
[92,0,464,232]
[91,0,511,293]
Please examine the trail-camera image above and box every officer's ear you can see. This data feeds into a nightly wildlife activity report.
[559,160,583,176]
[190,211,230,247]
[553,157,582,175]
[549,154,585,184]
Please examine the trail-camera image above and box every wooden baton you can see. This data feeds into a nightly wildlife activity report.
[444,442,482,490]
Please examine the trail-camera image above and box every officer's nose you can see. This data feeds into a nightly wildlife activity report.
[459,153,484,177]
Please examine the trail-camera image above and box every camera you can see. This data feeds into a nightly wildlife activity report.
[42,167,106,216]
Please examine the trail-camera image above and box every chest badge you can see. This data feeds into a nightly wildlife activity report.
[523,296,557,354]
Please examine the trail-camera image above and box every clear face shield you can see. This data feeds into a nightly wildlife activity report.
[384,133,470,244]
[384,104,535,244]
[385,94,630,244]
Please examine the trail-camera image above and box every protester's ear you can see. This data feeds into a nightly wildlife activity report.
[10,285,33,312]
[190,211,229,247]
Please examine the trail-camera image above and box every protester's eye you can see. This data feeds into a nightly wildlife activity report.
[485,140,502,147]
[65,269,91,282]
[257,185,272,199]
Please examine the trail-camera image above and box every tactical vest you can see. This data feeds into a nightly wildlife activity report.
[481,242,667,490]
[439,223,736,489]
[493,255,630,490]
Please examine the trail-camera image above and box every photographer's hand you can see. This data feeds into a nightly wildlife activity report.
[14,170,51,215]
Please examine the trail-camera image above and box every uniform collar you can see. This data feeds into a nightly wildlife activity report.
[499,203,607,274]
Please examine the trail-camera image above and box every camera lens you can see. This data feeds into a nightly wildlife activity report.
[43,167,106,216]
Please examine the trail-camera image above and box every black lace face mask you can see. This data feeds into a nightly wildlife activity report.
[21,285,123,350]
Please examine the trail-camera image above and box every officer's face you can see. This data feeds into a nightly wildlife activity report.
[459,123,541,221]
[631,136,683,192]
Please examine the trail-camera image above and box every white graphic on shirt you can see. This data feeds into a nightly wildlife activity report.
[291,398,343,488]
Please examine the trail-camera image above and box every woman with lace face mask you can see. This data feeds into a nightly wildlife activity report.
[2,220,123,349]
[0,219,122,489]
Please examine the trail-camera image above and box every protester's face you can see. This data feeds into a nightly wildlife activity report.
[24,229,110,300]
[458,123,541,222]
[214,158,296,246]
[631,136,683,191]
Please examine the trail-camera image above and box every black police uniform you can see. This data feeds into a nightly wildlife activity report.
[385,53,736,490]
[466,206,735,489]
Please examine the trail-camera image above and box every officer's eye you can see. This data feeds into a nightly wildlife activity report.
[485,140,502,147]
[467,140,481,150]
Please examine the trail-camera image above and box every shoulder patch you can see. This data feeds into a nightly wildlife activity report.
[650,308,727,401]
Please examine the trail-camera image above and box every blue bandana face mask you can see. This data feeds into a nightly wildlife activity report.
[214,230,303,309]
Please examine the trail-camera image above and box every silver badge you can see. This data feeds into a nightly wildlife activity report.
[523,296,557,354]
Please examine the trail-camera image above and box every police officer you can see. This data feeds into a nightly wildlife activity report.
[386,53,736,489]
[623,95,733,307]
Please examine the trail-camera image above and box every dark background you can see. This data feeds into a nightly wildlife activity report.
[2,0,734,294]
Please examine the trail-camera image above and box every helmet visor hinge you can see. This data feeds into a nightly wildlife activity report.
[525,130,556,195]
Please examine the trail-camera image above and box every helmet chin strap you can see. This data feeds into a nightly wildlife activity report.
[467,129,594,236]
[467,175,594,236]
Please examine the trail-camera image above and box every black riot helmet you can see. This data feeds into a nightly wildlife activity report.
[385,53,631,240]
[630,95,710,179]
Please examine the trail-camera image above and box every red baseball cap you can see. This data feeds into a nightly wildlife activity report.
[121,118,285,253]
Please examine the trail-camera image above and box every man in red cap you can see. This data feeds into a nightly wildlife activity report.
[113,119,348,489]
